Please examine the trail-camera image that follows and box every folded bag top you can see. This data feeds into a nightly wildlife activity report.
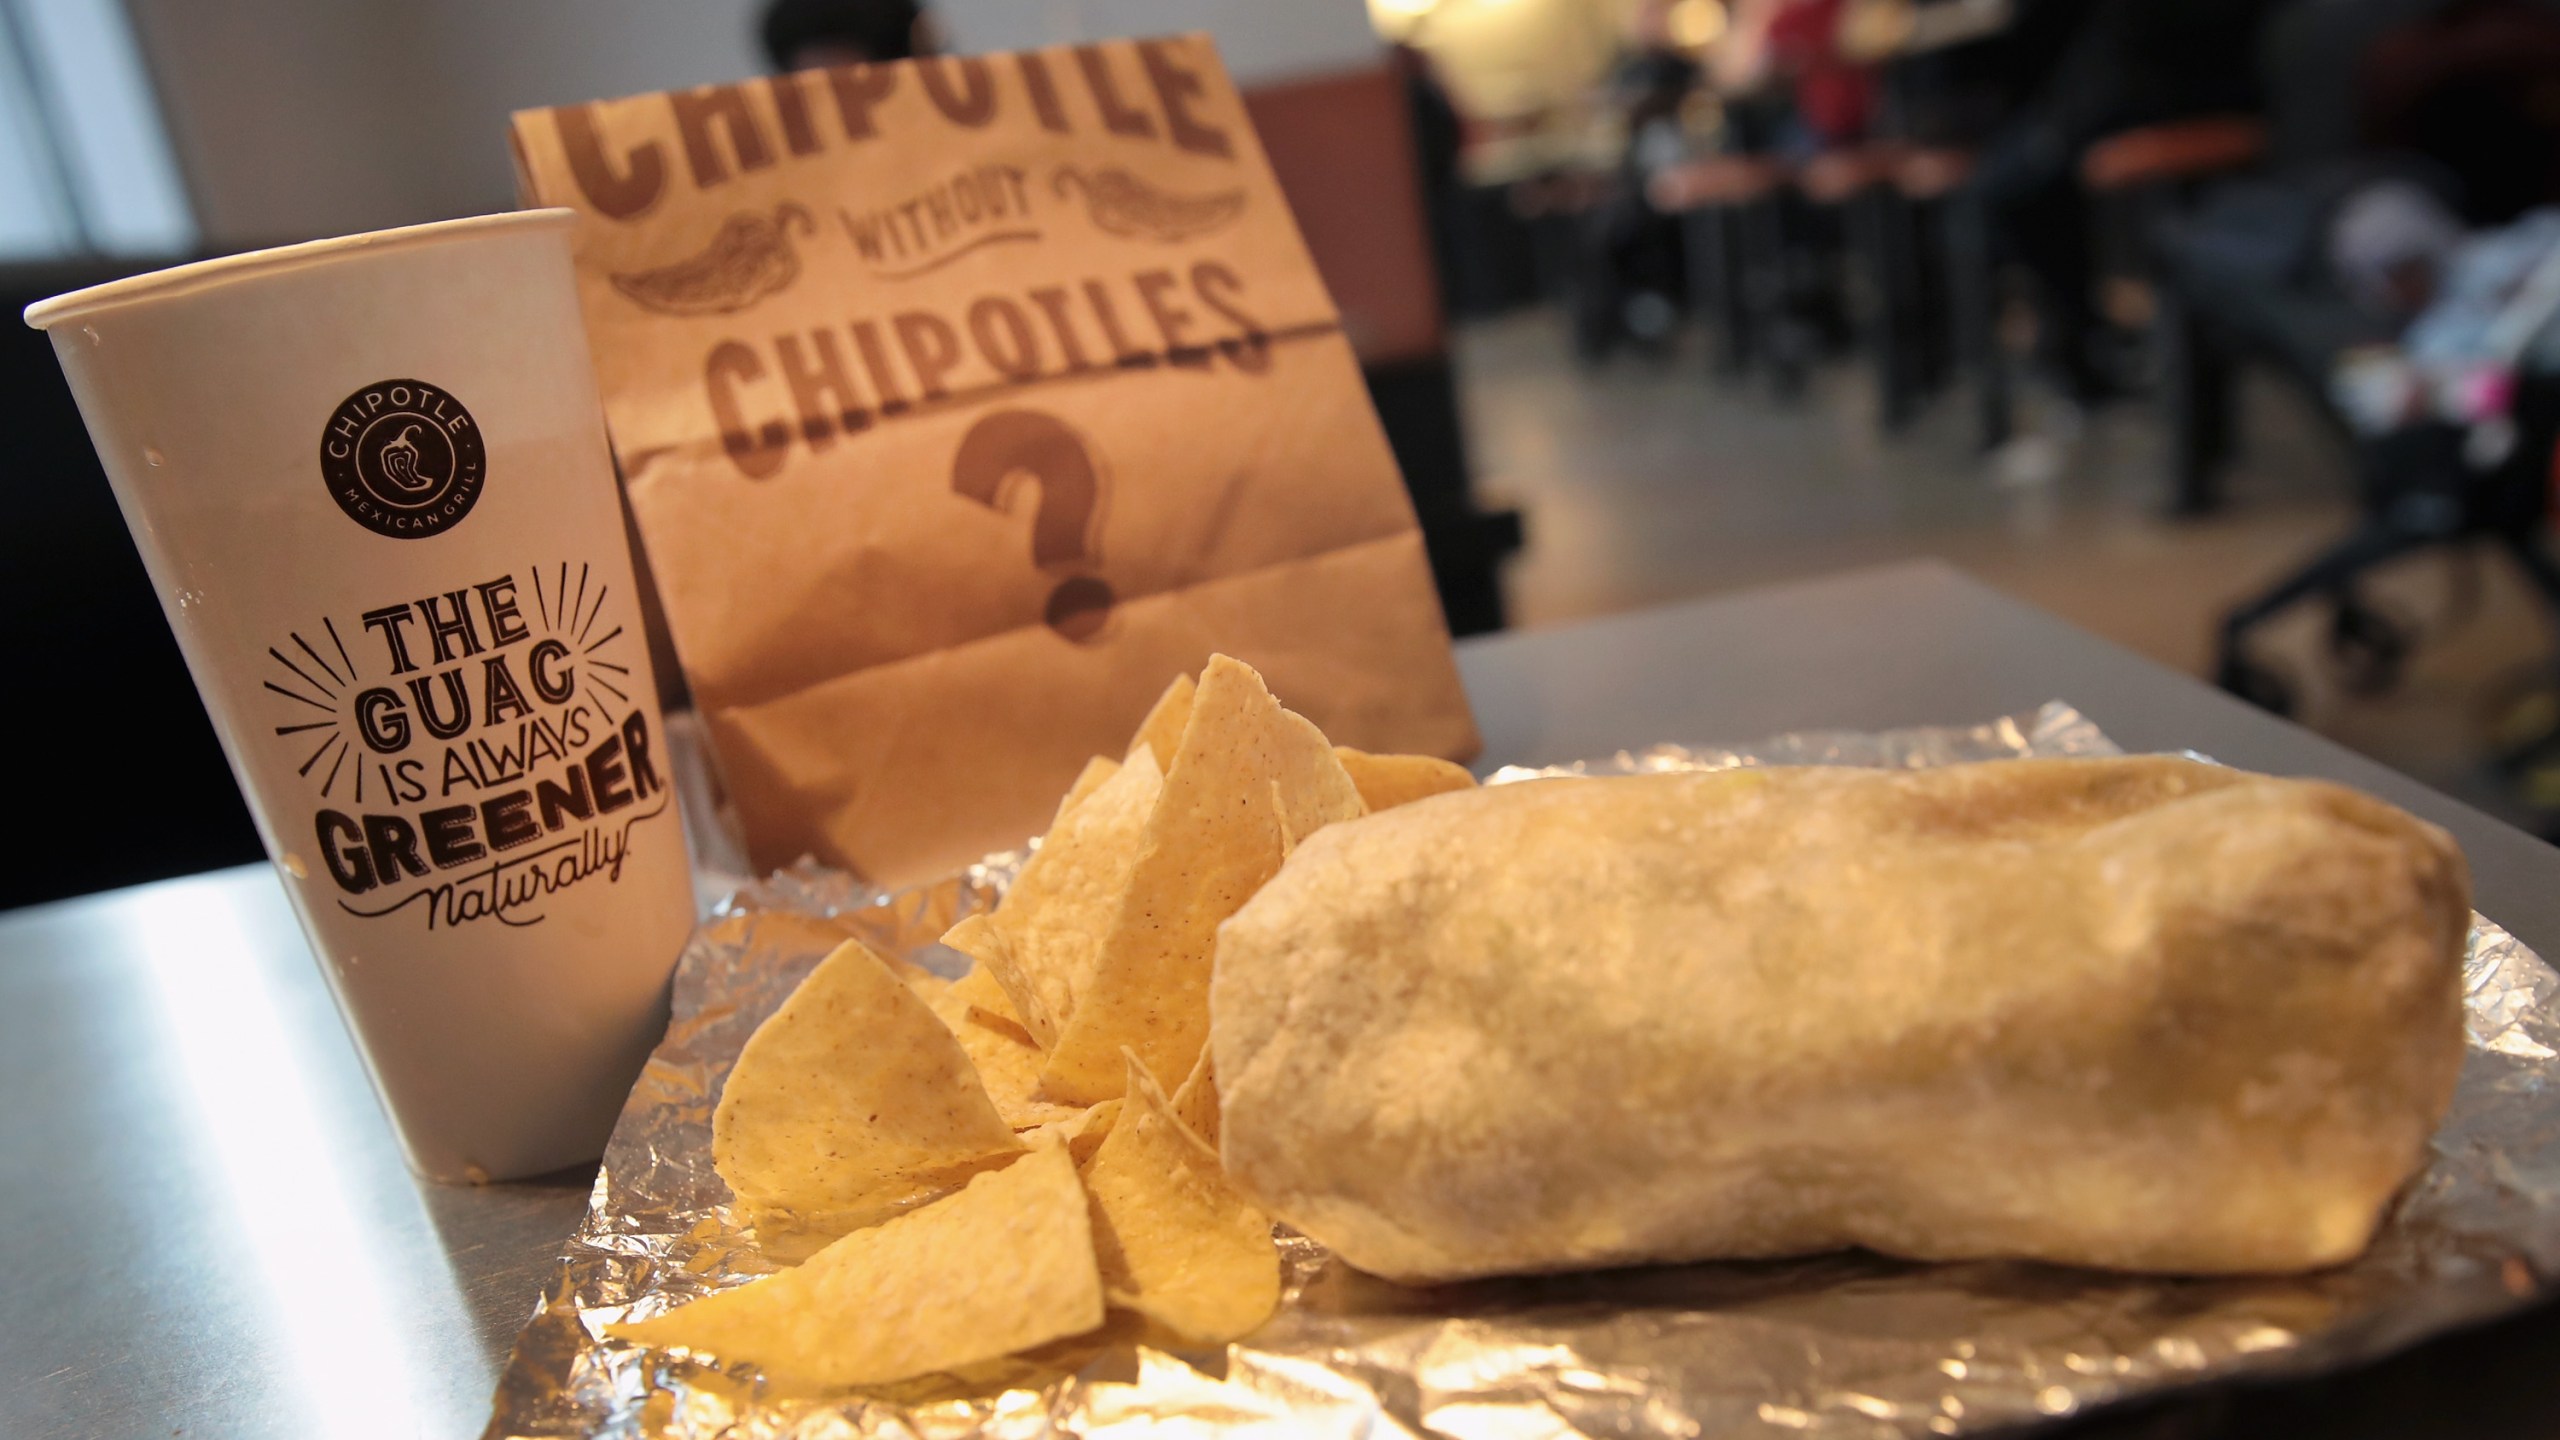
[512,35,1479,885]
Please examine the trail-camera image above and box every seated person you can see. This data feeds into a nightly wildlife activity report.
[1716,0,1878,155]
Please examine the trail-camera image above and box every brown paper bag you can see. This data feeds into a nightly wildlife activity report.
[512,36,1479,884]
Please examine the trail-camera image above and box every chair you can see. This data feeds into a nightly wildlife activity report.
[1805,143,1932,428]
[2074,117,2277,509]
[1652,155,1789,376]
[1512,170,1608,338]
[1891,145,1973,406]
[1803,140,1987,434]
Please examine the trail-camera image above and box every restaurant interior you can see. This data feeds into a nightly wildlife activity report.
[10,0,2560,908]
[11,0,2560,912]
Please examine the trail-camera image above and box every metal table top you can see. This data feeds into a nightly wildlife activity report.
[9,561,2558,1440]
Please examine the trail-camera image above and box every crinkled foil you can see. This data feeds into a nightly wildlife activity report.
[484,703,2560,1440]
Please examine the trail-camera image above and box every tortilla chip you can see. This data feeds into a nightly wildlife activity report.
[900,965,953,1010]
[1021,1098,1122,1164]
[918,966,1070,1128]
[1127,672,1197,771]
[963,746,1164,1048]
[939,913,1012,994]
[709,910,948,1006]
[1334,747,1477,814]
[1056,754,1122,824]
[698,911,847,959]
[614,1146,1104,1389]
[1170,1044,1220,1150]
[701,910,954,1004]
[1080,1056,1279,1345]
[1040,656,1364,1103]
[946,1004,1086,1130]
[713,939,1023,1238]
[948,963,1033,1045]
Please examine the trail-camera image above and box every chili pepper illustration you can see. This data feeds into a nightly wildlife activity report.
[375,425,433,492]
[609,204,815,316]
[1052,167,1245,243]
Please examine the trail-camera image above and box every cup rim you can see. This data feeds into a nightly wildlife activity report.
[23,208,579,332]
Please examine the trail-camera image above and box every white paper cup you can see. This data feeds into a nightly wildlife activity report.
[29,211,697,1182]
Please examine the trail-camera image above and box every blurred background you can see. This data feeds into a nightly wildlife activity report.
[9,0,2560,907]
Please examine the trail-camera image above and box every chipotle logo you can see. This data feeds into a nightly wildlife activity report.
[264,561,669,929]
[320,379,487,538]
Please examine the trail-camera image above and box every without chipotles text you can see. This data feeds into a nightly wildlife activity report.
[314,575,666,897]
[539,40,1271,480]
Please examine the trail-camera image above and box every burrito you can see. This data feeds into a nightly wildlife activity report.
[1211,757,2470,1283]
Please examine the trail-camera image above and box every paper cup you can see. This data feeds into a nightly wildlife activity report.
[29,211,697,1182]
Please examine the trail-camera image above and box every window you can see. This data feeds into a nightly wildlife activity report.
[0,0,194,260]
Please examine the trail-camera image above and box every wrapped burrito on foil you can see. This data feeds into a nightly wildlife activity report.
[1214,758,2472,1283]
[483,704,2560,1440]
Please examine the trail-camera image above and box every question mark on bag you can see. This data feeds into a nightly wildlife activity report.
[951,408,1116,643]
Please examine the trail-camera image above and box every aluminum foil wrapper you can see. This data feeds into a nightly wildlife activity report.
[484,703,2560,1440]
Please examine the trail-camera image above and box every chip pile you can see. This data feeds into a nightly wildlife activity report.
[611,654,1476,1389]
